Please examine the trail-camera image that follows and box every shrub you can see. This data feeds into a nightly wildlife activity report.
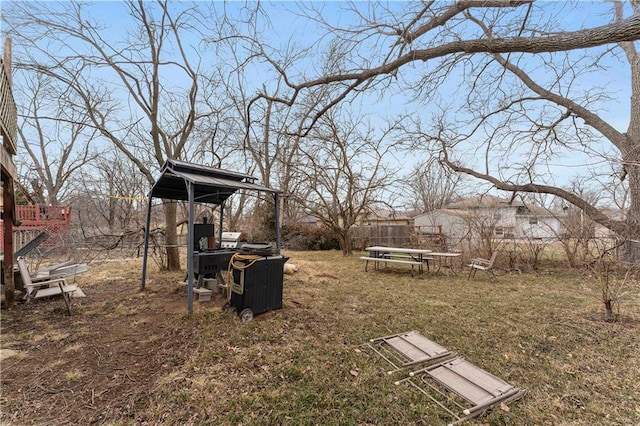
[281,223,340,250]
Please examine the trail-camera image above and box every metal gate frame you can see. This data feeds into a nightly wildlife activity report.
[365,330,455,374]
[365,331,525,425]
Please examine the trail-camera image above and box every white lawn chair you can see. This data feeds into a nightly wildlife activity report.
[467,251,498,280]
[17,257,79,314]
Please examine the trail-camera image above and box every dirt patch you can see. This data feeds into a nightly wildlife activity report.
[1,271,215,425]
[585,311,640,328]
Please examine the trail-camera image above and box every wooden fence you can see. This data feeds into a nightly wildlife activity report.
[351,225,444,250]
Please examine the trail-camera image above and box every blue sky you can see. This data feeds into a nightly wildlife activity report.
[1,0,635,208]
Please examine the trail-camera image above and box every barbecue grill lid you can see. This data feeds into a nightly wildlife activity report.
[149,159,278,204]
[221,231,246,240]
[240,243,275,256]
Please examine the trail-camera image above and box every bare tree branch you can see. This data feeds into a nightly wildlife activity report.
[439,148,627,236]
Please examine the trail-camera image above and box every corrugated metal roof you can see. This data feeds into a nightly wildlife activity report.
[149,160,277,204]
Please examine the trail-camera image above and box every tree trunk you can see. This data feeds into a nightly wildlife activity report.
[604,299,615,322]
[163,201,181,271]
[338,228,353,256]
[625,153,640,241]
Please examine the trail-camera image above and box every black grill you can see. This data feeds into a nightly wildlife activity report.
[239,243,275,257]
[193,250,235,276]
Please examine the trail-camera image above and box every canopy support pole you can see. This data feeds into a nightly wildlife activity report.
[274,192,281,253]
[187,181,195,314]
[218,200,225,249]
[140,195,154,290]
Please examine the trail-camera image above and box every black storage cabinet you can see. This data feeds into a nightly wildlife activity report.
[230,255,287,320]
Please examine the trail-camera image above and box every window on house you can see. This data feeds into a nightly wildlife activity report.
[493,212,502,220]
[529,217,538,225]
[494,227,504,236]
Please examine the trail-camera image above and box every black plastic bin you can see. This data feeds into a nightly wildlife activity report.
[230,255,288,321]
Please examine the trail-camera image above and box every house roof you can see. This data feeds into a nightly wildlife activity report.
[439,194,564,217]
[416,208,474,220]
[298,215,319,224]
[362,209,416,221]
[517,204,561,217]
[444,194,524,209]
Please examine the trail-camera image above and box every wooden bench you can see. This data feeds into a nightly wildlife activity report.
[360,256,423,276]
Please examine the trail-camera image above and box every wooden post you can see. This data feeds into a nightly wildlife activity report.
[3,37,11,87]
[2,37,15,306]
[3,177,15,306]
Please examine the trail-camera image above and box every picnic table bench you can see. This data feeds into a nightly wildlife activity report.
[361,246,433,276]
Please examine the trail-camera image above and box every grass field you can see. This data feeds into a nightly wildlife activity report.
[1,250,639,425]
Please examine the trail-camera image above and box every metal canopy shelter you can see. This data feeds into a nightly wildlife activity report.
[140,159,280,313]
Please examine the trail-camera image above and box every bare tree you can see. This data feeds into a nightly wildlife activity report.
[436,1,640,240]
[588,251,639,322]
[463,210,503,261]
[293,108,399,255]
[73,150,148,236]
[4,1,219,270]
[253,1,640,241]
[210,35,319,225]
[189,8,319,231]
[548,178,602,268]
[403,158,464,214]
[15,71,97,205]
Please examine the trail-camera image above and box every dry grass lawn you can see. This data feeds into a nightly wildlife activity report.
[1,250,639,425]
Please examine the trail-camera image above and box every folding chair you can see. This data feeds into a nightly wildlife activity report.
[365,330,456,374]
[396,356,526,425]
[17,257,79,314]
[468,251,498,280]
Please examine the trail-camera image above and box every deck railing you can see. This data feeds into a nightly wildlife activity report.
[0,206,72,252]
[0,58,17,155]
[15,205,72,226]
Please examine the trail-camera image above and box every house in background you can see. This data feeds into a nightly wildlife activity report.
[296,214,322,227]
[413,194,565,245]
[414,208,472,243]
[594,208,625,239]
